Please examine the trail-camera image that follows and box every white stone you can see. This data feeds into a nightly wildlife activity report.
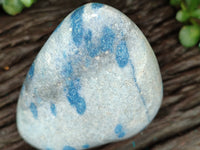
[17,3,163,150]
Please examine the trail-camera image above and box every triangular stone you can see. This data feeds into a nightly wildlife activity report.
[17,3,163,150]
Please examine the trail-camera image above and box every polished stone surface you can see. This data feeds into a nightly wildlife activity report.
[17,3,163,150]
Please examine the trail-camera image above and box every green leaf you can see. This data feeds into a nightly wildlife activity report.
[2,0,24,15]
[180,1,187,11]
[176,10,190,22]
[185,0,200,11]
[20,0,36,7]
[190,9,200,19]
[179,25,200,48]
[170,0,181,6]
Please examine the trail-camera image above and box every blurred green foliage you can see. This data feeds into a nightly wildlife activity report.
[170,0,200,48]
[0,0,36,15]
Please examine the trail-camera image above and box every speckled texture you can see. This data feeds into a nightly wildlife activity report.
[17,3,163,150]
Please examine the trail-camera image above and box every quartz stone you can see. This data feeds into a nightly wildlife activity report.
[17,3,163,150]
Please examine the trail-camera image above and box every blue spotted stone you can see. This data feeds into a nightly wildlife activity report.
[29,102,37,119]
[17,2,163,150]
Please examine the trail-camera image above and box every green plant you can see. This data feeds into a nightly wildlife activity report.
[170,0,200,48]
[0,0,36,16]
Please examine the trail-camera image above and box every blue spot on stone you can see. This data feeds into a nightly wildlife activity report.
[116,41,129,68]
[115,124,125,138]
[28,63,35,79]
[62,61,73,78]
[71,6,84,47]
[84,30,99,57]
[30,102,38,119]
[61,60,86,115]
[50,103,56,116]
[63,146,76,150]
[129,60,150,121]
[67,79,86,115]
[100,26,115,52]
[46,148,53,150]
[84,26,115,57]
[82,144,89,149]
[91,3,104,9]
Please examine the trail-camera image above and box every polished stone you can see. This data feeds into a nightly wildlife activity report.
[17,3,163,150]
